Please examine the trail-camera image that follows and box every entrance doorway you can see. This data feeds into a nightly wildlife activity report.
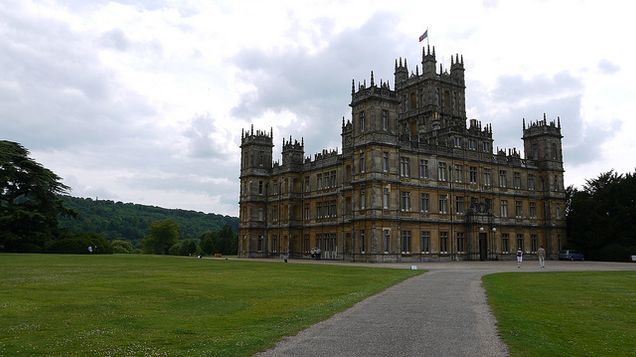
[479,233,488,261]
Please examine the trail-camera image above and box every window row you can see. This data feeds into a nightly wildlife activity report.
[357,110,391,132]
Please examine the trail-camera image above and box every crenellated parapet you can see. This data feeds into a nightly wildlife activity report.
[395,45,465,89]
[523,113,563,139]
[467,119,493,139]
[351,71,398,106]
[241,125,274,147]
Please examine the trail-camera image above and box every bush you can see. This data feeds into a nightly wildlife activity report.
[168,242,182,256]
[46,232,113,254]
[168,239,200,256]
[112,239,134,254]
[599,243,629,261]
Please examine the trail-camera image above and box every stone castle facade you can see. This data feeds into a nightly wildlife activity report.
[238,44,566,262]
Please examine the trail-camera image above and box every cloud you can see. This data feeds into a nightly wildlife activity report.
[468,70,619,165]
[230,12,408,158]
[597,59,619,74]
[0,3,155,151]
[99,29,130,51]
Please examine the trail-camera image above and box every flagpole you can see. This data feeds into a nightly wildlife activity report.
[427,27,429,47]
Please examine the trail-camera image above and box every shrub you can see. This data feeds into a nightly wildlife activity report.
[168,240,200,256]
[111,239,134,254]
[46,232,113,254]
[599,243,629,262]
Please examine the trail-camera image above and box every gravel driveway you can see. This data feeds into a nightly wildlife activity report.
[254,260,636,357]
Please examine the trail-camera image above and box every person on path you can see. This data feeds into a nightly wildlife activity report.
[537,245,546,268]
[516,248,523,268]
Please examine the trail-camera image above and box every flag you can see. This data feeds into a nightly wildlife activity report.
[419,30,428,42]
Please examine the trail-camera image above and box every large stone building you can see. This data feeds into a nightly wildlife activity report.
[238,44,566,262]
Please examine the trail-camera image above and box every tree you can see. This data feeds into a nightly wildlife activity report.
[199,231,217,255]
[216,224,237,255]
[566,170,636,261]
[0,140,73,252]
[112,239,135,254]
[142,219,179,254]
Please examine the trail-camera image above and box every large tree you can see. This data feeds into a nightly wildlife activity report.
[142,219,180,254]
[0,141,72,251]
[566,170,636,260]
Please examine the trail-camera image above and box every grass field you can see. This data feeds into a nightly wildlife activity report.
[0,254,420,356]
[483,271,636,357]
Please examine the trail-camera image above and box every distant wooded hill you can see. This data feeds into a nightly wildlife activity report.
[58,196,239,244]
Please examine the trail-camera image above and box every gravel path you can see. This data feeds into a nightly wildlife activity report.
[253,260,636,357]
[256,269,506,356]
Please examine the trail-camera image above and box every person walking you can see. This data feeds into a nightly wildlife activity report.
[516,248,523,268]
[537,245,546,268]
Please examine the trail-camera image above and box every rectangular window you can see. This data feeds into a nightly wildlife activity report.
[359,189,365,210]
[502,233,509,253]
[419,159,429,178]
[359,111,365,131]
[401,230,411,253]
[440,232,449,253]
[359,156,365,173]
[421,231,430,253]
[382,188,390,209]
[360,230,365,252]
[484,169,492,186]
[469,167,477,183]
[529,202,537,218]
[499,170,507,188]
[469,139,476,150]
[438,162,448,181]
[556,206,561,219]
[516,234,524,251]
[531,234,538,253]
[528,175,536,191]
[454,165,463,182]
[420,193,429,212]
[383,152,389,172]
[303,234,310,253]
[513,172,521,189]
[400,157,410,177]
[515,201,523,218]
[317,174,323,190]
[303,205,309,220]
[304,176,310,192]
[500,200,508,218]
[456,232,465,253]
[272,235,278,253]
[455,196,465,214]
[382,110,389,130]
[482,141,489,152]
[401,191,411,211]
[383,229,390,252]
[439,194,448,214]
[453,136,462,148]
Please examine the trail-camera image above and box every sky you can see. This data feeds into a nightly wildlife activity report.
[2,0,635,216]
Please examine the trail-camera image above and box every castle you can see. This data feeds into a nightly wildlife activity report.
[238,44,566,262]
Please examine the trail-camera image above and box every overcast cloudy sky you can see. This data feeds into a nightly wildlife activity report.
[2,0,634,216]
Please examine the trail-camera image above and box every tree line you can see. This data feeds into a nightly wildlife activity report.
[1,140,237,255]
[566,170,636,261]
[58,195,238,245]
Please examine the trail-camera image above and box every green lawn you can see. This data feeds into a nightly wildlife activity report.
[0,254,420,356]
[483,271,636,357]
